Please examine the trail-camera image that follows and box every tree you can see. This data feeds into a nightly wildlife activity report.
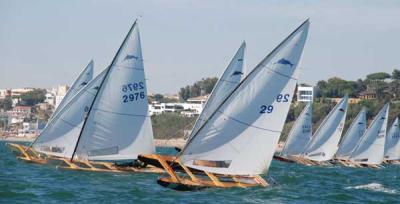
[392,69,400,80]
[18,89,46,106]
[179,77,218,101]
[153,94,164,102]
[366,72,391,80]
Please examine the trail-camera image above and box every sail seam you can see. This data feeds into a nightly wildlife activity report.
[113,65,144,70]
[217,111,282,133]
[92,108,150,117]
[218,79,241,84]
[257,65,299,81]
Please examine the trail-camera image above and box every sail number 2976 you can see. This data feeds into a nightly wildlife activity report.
[259,94,290,114]
[122,82,145,103]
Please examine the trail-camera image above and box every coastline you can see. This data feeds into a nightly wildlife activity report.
[0,136,186,148]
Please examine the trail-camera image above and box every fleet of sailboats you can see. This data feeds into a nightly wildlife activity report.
[6,18,400,191]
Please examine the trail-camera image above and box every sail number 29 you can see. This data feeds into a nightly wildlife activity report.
[259,94,290,114]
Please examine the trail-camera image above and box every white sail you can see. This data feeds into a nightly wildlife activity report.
[384,117,400,161]
[74,21,155,161]
[179,20,309,175]
[281,102,312,156]
[51,60,94,120]
[189,42,246,140]
[302,96,348,162]
[335,107,367,159]
[32,70,106,158]
[350,103,389,165]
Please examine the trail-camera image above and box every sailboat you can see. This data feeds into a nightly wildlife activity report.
[140,19,309,190]
[8,20,162,173]
[274,102,312,163]
[348,103,389,168]
[8,60,93,158]
[140,41,247,168]
[334,107,367,161]
[51,60,94,120]
[292,96,348,166]
[384,117,400,164]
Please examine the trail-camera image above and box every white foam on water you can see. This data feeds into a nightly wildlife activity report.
[345,183,398,195]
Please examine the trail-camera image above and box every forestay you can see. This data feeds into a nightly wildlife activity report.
[281,102,312,156]
[189,42,246,140]
[302,96,348,162]
[51,60,94,120]
[179,20,309,175]
[384,117,400,161]
[350,103,389,165]
[32,70,106,158]
[335,107,367,159]
[74,21,155,161]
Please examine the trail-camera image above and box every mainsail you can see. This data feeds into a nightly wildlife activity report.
[51,60,94,120]
[384,117,400,161]
[350,103,389,165]
[189,42,246,141]
[32,70,107,158]
[178,20,309,175]
[302,96,348,162]
[335,107,367,159]
[73,21,155,161]
[281,102,312,156]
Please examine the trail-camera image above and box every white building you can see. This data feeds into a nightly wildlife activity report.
[297,86,314,102]
[148,95,209,116]
[45,93,56,106]
[53,85,69,108]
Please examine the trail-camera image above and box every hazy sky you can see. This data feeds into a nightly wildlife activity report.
[1,0,400,94]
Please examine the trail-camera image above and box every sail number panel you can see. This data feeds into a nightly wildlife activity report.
[121,82,146,103]
[260,94,290,114]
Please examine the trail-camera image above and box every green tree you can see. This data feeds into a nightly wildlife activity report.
[18,89,46,106]
[392,69,400,80]
[179,77,218,101]
[366,72,391,80]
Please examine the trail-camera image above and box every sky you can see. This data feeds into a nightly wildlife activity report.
[1,0,400,94]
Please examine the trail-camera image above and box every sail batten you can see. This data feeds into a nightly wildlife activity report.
[302,96,348,162]
[179,20,309,175]
[350,103,389,165]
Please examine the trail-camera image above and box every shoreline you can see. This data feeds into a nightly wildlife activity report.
[0,137,186,148]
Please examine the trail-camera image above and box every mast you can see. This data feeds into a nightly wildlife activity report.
[70,20,138,162]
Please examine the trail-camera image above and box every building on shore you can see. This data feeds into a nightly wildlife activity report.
[297,85,314,102]
[148,94,208,116]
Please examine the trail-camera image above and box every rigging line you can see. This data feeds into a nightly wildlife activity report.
[113,64,144,70]
[175,19,309,162]
[70,20,138,162]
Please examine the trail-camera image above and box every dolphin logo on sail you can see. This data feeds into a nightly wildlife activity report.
[231,71,243,76]
[275,58,294,68]
[124,55,139,61]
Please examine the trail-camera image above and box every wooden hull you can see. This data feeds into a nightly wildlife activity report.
[332,158,382,169]
[273,155,295,163]
[6,143,164,173]
[138,153,268,190]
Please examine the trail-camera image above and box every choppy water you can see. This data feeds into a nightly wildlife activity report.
[1,142,399,204]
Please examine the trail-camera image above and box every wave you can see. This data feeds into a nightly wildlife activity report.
[345,183,397,194]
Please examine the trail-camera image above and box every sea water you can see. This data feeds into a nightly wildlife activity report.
[0,142,399,203]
